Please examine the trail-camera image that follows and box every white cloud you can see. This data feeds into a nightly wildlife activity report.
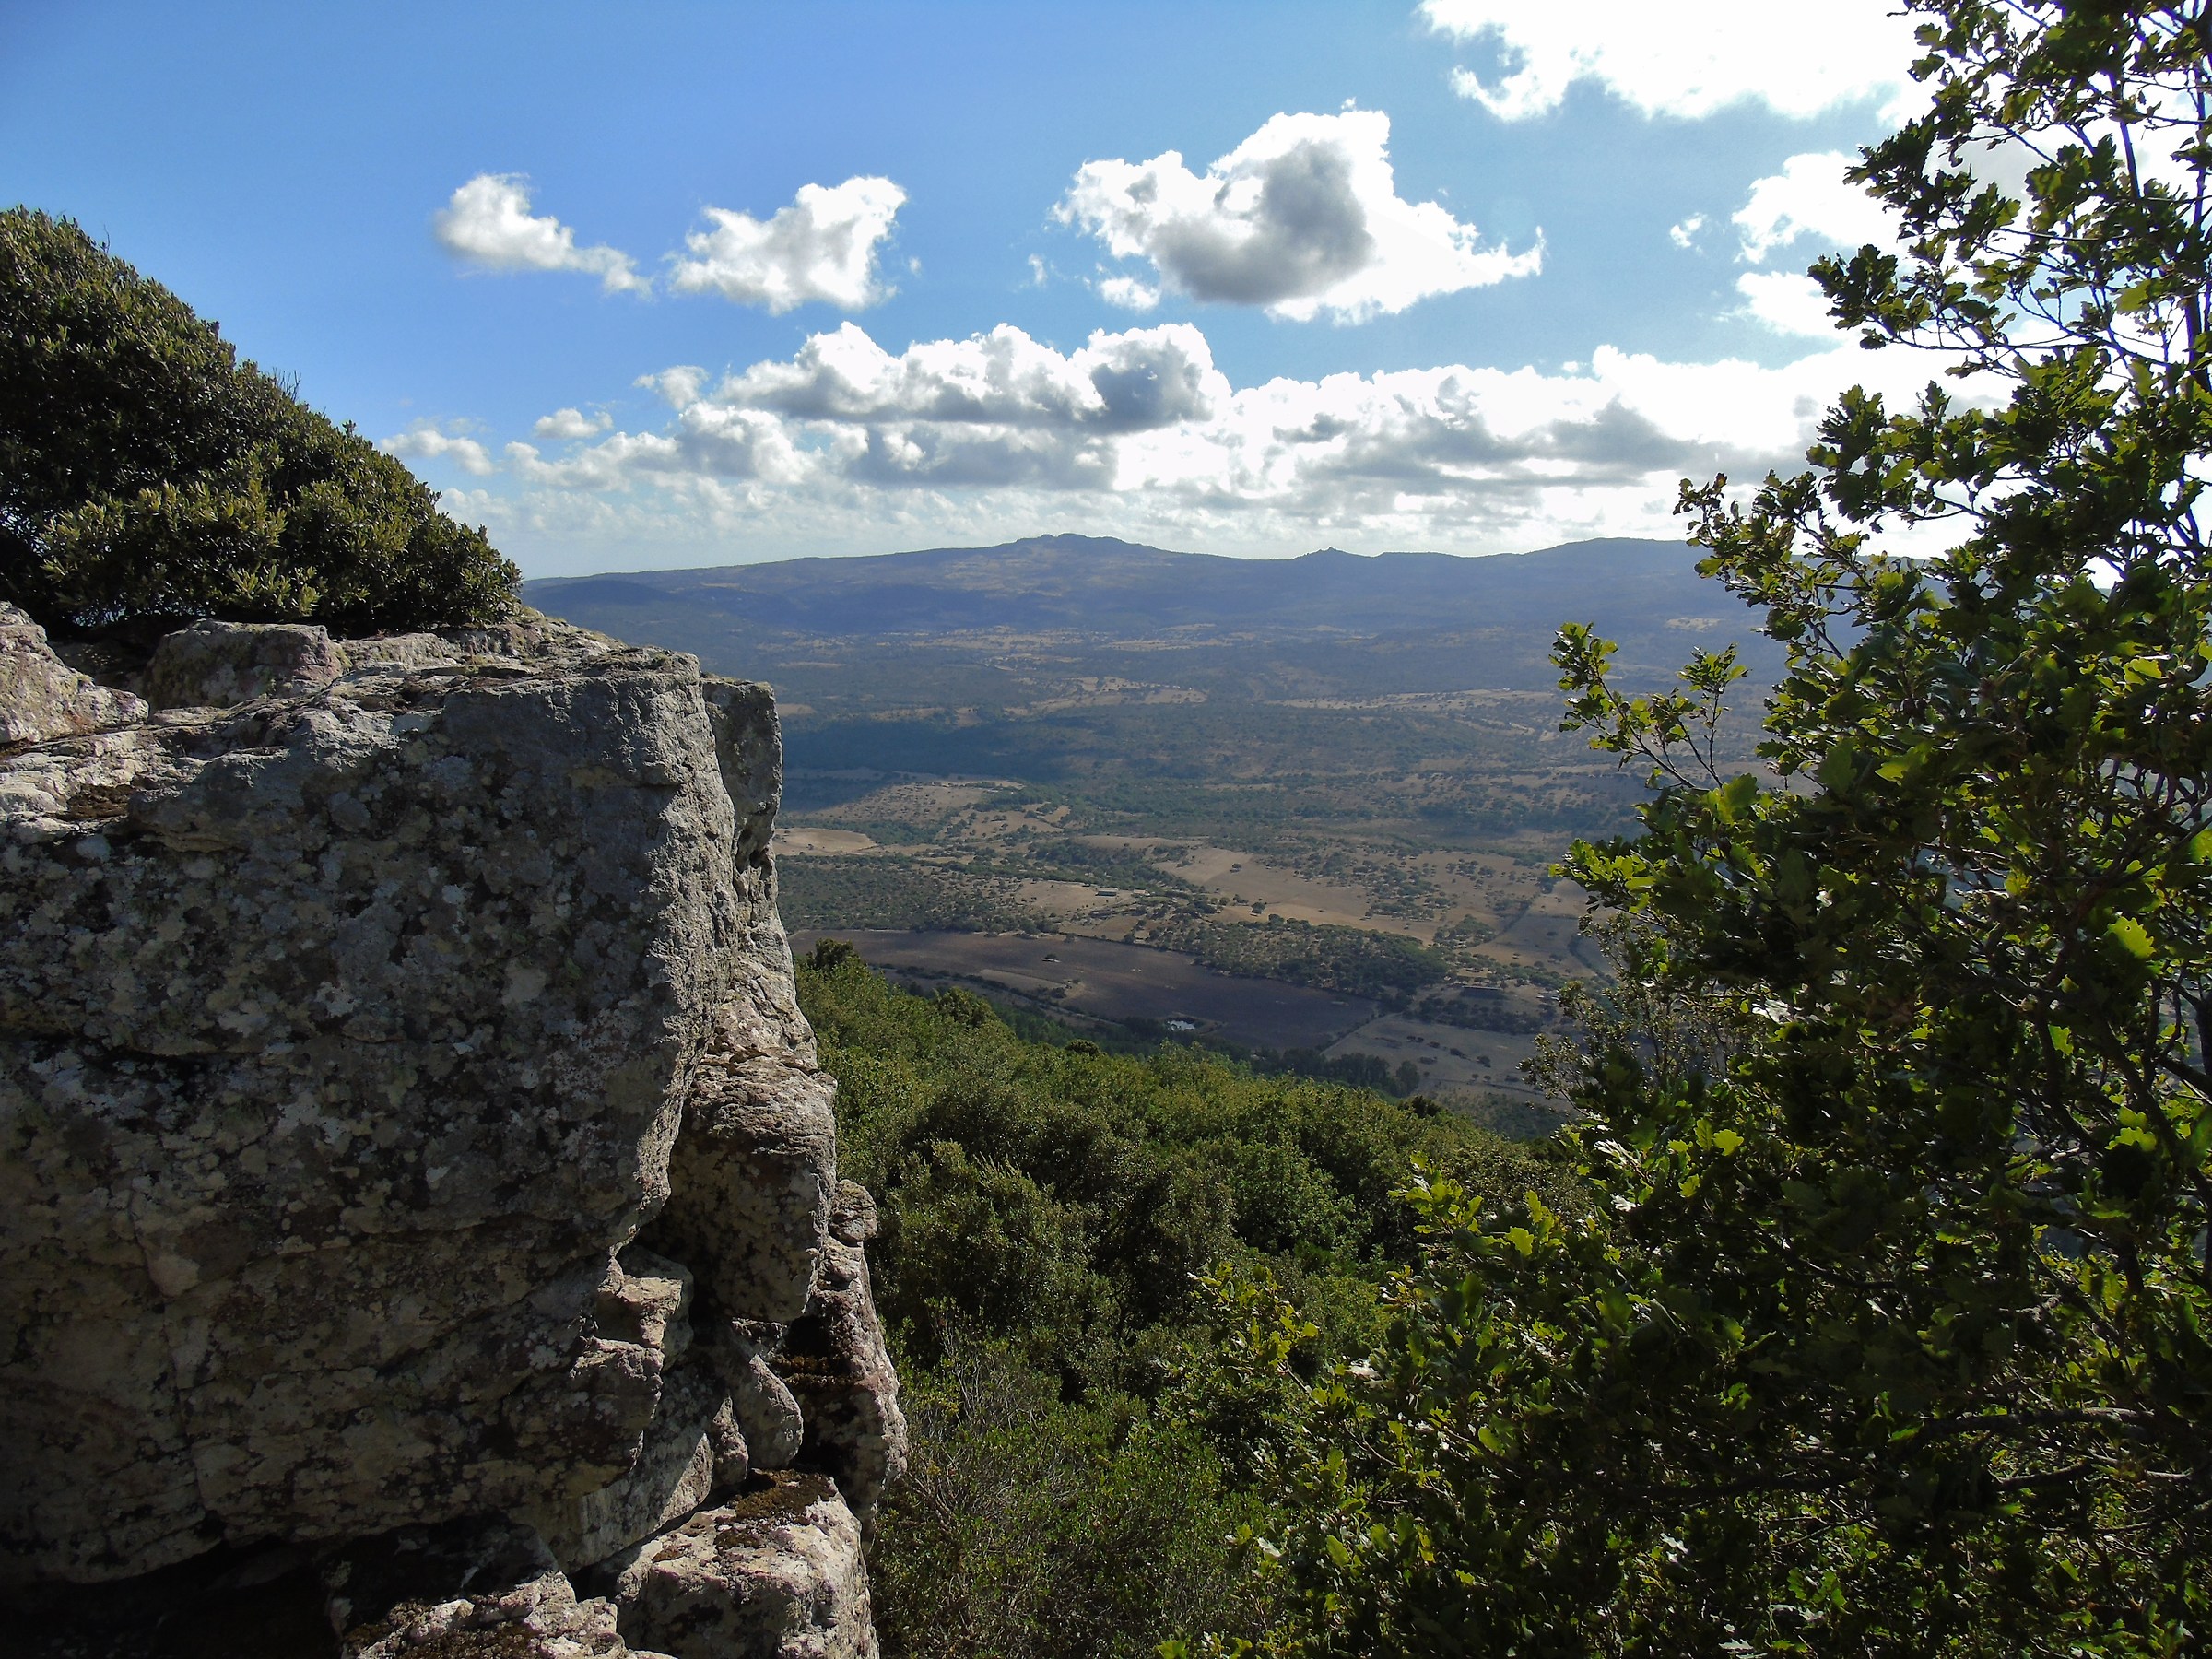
[532,406,612,441]
[1721,151,1900,335]
[728,320,1224,428]
[1667,213,1707,250]
[422,318,1983,571]
[432,174,647,295]
[382,421,498,476]
[1734,150,1896,263]
[1735,271,1835,335]
[1097,274,1161,311]
[1058,110,1540,323]
[666,176,906,312]
[1420,0,1922,122]
[637,366,710,407]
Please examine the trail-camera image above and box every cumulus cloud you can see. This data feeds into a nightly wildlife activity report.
[1667,213,1707,250]
[432,174,647,294]
[1097,274,1161,311]
[716,320,1228,433]
[532,406,612,441]
[667,176,906,312]
[1733,150,1896,263]
[1420,0,1921,122]
[637,366,710,408]
[1735,270,1835,335]
[1722,151,1899,335]
[382,421,498,476]
[1058,110,1540,323]
[415,316,1985,570]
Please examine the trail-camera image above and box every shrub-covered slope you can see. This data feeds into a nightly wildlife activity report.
[796,943,1575,1657]
[0,206,516,633]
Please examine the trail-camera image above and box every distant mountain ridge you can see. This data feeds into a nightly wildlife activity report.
[526,534,1740,645]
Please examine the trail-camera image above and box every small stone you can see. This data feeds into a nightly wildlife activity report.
[712,1323,806,1472]
[828,1182,877,1246]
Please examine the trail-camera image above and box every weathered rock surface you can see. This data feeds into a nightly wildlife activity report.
[774,1232,905,1522]
[713,1324,806,1474]
[0,608,900,1654]
[0,602,147,746]
[591,1474,877,1659]
[140,618,343,710]
[524,1357,750,1574]
[324,1514,658,1658]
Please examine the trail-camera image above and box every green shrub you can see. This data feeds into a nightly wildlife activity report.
[1184,6,2212,1653]
[874,1340,1274,1659]
[0,206,517,632]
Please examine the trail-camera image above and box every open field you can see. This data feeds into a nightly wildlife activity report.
[1325,1013,1547,1102]
[790,924,1572,1135]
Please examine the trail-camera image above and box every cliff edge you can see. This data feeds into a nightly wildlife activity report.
[0,604,902,1658]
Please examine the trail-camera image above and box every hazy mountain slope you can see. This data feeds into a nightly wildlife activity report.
[525,535,1761,677]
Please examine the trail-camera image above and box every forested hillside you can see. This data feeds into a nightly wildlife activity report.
[795,942,1577,1656]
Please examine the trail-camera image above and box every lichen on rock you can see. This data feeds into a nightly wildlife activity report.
[0,602,147,747]
[0,609,899,1654]
[588,1472,877,1659]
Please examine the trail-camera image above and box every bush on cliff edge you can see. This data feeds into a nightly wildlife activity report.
[0,206,517,633]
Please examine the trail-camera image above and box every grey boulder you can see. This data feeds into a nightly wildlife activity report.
[0,608,901,1655]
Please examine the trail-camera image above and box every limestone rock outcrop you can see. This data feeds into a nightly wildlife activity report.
[139,617,343,710]
[0,614,900,1654]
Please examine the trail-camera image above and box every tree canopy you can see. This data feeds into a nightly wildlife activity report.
[1199,3,2212,1653]
[0,207,516,633]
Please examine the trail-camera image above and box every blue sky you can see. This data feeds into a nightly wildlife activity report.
[2,1,1929,575]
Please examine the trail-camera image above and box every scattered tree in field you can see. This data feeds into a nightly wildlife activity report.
[0,207,516,632]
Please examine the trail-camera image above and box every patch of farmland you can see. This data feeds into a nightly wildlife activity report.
[790,928,1378,1053]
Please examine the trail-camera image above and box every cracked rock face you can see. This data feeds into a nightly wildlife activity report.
[325,1514,654,1659]
[0,614,900,1655]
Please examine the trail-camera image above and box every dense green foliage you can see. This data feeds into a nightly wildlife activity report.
[1199,5,2212,1653]
[802,944,1571,1387]
[0,207,516,632]
[794,945,1572,1657]
[870,1341,1274,1659]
